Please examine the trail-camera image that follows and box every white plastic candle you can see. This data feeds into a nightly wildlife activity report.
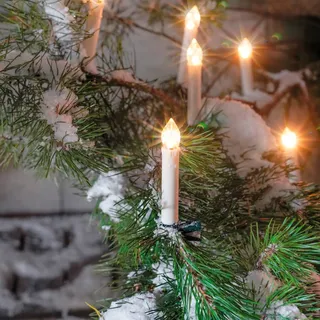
[281,127,300,183]
[238,38,253,96]
[177,6,201,85]
[187,39,202,125]
[161,119,180,225]
[82,0,105,73]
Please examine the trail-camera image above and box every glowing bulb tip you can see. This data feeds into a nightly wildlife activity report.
[185,6,201,30]
[162,119,181,149]
[187,38,203,66]
[281,127,297,149]
[238,38,253,59]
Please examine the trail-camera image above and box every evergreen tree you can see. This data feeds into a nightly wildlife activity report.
[0,1,319,319]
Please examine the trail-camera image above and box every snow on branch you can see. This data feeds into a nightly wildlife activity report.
[203,97,278,174]
[87,171,126,222]
[41,0,74,26]
[0,50,85,145]
[262,70,308,98]
[257,69,310,116]
[41,88,79,144]
[38,0,78,56]
[100,292,157,320]
[232,69,311,118]
[203,98,296,208]
[0,51,35,76]
[0,50,83,82]
[99,260,174,320]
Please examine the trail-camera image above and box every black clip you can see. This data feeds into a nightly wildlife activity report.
[178,221,201,241]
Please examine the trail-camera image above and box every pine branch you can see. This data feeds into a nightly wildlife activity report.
[83,69,185,111]
[255,69,309,117]
[251,219,320,285]
[202,62,232,97]
[109,14,180,45]
[173,236,258,319]
[151,285,184,320]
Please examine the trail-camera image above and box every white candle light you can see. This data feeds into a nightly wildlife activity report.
[177,6,201,85]
[281,127,300,183]
[187,38,202,126]
[161,118,180,225]
[238,38,253,96]
[82,0,105,73]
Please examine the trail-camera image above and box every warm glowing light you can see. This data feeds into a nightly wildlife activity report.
[162,119,181,149]
[185,6,201,30]
[281,127,297,149]
[187,39,203,66]
[238,38,253,59]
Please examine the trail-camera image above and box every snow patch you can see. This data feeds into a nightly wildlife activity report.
[87,171,125,222]
[100,261,174,320]
[100,292,157,320]
[152,260,174,290]
[87,171,125,200]
[203,97,297,208]
[231,89,273,110]
[0,51,34,76]
[265,70,308,98]
[53,115,79,143]
[99,195,123,222]
[43,88,78,116]
[267,301,307,320]
[154,219,179,240]
[101,225,111,231]
[0,50,84,83]
[34,54,84,82]
[256,177,296,209]
[203,97,278,176]
[41,0,76,48]
[247,271,306,319]
[246,270,280,305]
[42,0,74,24]
[41,88,79,143]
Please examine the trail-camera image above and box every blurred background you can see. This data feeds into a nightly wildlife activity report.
[1,0,320,319]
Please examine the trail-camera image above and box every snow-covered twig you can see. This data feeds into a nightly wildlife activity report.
[99,260,174,320]
[38,0,78,57]
[231,68,319,131]
[246,270,308,319]
[257,69,309,116]
[87,171,126,223]
[0,50,83,82]
[41,87,79,144]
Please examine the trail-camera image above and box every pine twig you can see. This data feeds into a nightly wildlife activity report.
[109,15,180,45]
[258,86,295,117]
[178,244,215,308]
[83,70,184,110]
[202,63,232,97]
[256,243,278,270]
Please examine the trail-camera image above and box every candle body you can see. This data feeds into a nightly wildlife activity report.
[286,150,300,183]
[240,57,253,96]
[82,1,104,73]
[161,147,179,225]
[177,28,198,85]
[187,64,202,125]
